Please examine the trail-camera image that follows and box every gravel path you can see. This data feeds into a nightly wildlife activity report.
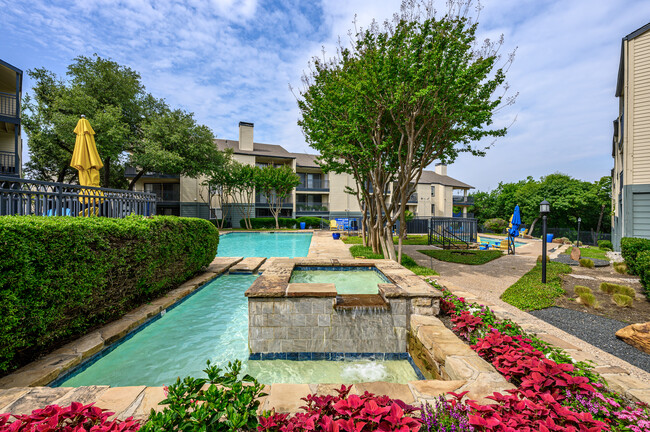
[530,307,650,372]
[552,254,610,267]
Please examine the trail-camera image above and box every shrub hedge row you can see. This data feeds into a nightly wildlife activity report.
[620,237,650,300]
[0,215,219,374]
[239,217,326,229]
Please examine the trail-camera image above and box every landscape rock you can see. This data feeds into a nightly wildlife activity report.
[616,322,650,355]
[570,247,581,261]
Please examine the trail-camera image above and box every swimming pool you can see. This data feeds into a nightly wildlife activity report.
[55,274,419,387]
[217,232,312,258]
[480,237,525,247]
[289,266,389,295]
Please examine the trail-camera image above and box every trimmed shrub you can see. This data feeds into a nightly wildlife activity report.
[296,216,326,228]
[579,258,594,268]
[600,282,635,297]
[483,218,508,233]
[578,292,598,308]
[636,250,650,300]
[613,262,628,274]
[573,286,592,296]
[0,215,219,374]
[613,293,633,307]
[597,240,613,250]
[620,237,650,275]
[240,217,296,229]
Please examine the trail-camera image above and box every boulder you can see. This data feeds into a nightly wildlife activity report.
[616,322,650,355]
[570,247,581,261]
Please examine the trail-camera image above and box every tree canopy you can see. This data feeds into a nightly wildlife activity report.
[256,165,301,229]
[23,54,221,189]
[297,0,514,261]
[470,173,612,234]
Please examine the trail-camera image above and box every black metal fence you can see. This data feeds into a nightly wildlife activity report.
[530,226,611,246]
[429,216,478,248]
[0,176,157,218]
[406,218,429,233]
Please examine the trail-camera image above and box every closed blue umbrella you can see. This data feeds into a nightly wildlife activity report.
[509,205,522,237]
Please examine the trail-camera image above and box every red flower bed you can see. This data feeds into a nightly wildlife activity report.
[0,402,141,431]
[258,385,421,432]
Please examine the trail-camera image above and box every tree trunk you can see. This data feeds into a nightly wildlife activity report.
[527,217,539,237]
[595,204,605,241]
[56,167,68,183]
[103,157,111,188]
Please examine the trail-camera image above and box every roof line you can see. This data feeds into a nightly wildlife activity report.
[616,22,650,97]
[0,59,22,74]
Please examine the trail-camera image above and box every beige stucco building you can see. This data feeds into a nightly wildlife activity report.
[0,59,22,177]
[612,23,650,250]
[128,122,474,226]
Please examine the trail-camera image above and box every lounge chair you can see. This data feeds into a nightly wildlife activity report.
[329,220,339,231]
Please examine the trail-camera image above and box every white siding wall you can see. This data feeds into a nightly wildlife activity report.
[632,31,650,184]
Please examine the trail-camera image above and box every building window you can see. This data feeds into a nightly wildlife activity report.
[431,186,435,197]
[431,204,435,215]
[144,183,180,202]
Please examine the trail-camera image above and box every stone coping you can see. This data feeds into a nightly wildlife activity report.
[0,257,244,389]
[245,258,442,299]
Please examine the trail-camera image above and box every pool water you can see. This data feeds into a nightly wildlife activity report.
[480,237,525,247]
[217,232,312,258]
[289,267,389,295]
[56,274,418,387]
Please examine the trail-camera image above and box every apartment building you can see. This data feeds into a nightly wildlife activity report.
[0,59,22,177]
[128,122,474,225]
[612,23,650,250]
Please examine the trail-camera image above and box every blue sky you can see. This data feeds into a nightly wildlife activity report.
[1,0,650,191]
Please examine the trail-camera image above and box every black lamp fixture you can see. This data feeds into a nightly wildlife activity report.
[577,217,582,247]
[540,200,550,283]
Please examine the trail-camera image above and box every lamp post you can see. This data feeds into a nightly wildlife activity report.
[577,217,581,248]
[540,200,550,283]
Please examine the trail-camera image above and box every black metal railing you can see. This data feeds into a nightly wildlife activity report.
[0,92,17,118]
[297,179,329,190]
[428,216,477,249]
[0,151,16,175]
[452,196,474,205]
[406,218,429,234]
[0,176,157,217]
[296,203,329,212]
[255,193,292,206]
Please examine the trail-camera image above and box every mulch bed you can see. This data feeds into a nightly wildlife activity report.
[554,265,650,324]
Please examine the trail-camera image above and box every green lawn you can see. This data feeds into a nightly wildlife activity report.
[500,262,573,311]
[342,235,429,246]
[348,245,438,276]
[417,249,503,265]
[562,246,609,261]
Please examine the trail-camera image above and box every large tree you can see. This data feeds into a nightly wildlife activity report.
[256,165,301,229]
[23,55,220,189]
[297,0,514,262]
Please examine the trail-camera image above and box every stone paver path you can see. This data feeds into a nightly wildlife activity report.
[308,231,352,259]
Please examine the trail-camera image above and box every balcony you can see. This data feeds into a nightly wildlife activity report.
[453,196,474,206]
[296,203,329,213]
[296,179,329,191]
[255,194,293,207]
[408,193,418,203]
[0,92,17,118]
[0,151,17,176]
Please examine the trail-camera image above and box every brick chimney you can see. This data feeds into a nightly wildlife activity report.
[238,122,254,151]
[434,163,447,176]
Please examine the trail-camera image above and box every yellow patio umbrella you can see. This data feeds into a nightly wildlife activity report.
[70,116,104,209]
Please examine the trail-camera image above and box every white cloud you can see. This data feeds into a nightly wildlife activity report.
[2,0,650,191]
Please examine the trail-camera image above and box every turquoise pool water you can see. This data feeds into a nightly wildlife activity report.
[217,232,312,258]
[57,274,418,387]
[480,237,525,247]
[289,267,389,295]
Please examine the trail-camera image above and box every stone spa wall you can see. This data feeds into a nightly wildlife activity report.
[245,258,441,356]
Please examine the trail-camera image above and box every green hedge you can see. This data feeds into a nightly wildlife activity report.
[0,215,219,374]
[239,217,297,229]
[636,250,650,300]
[620,237,650,275]
[296,216,327,228]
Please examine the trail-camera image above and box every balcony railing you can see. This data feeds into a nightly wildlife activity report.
[255,194,293,206]
[296,204,328,212]
[297,179,329,191]
[453,196,474,206]
[0,92,17,118]
[408,193,418,203]
[0,151,16,175]
[0,176,157,217]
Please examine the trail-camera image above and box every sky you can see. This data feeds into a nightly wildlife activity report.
[1,0,649,191]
